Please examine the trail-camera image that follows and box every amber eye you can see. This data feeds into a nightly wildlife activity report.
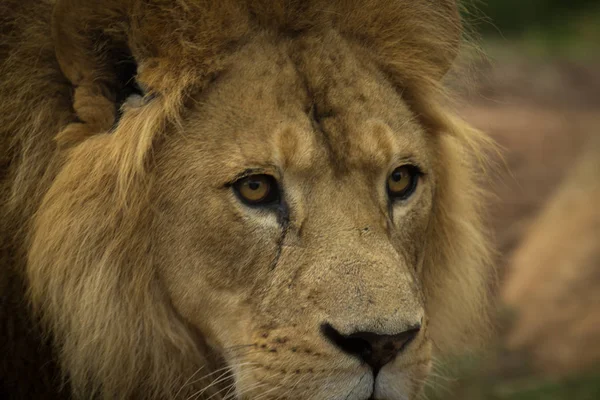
[233,174,280,206]
[387,165,420,200]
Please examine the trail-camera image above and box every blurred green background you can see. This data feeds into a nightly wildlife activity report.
[465,0,600,58]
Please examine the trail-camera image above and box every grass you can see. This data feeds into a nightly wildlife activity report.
[425,352,600,400]
[448,370,600,400]
[487,373,600,400]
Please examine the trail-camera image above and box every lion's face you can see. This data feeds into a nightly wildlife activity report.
[153,34,433,399]
[24,1,492,399]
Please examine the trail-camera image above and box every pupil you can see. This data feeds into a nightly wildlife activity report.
[248,181,261,191]
[392,171,404,182]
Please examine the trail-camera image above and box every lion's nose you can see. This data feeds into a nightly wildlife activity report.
[321,323,420,375]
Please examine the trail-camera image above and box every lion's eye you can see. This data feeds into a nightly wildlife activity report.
[387,165,420,200]
[233,175,280,206]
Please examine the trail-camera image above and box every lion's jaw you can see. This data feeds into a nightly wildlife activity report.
[152,33,434,400]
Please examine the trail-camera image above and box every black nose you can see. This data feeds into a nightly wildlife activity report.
[321,323,421,375]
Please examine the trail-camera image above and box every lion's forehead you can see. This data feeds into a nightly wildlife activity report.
[183,32,430,180]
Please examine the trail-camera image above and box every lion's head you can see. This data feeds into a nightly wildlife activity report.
[23,1,493,399]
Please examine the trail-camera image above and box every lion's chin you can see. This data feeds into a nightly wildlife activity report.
[374,360,432,400]
[229,361,430,400]
[233,372,374,400]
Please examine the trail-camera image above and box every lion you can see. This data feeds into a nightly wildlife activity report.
[0,1,494,399]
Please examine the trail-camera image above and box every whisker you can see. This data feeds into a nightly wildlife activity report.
[219,368,261,400]
[174,366,206,398]
[273,372,307,400]
[235,370,284,400]
[306,368,348,400]
[186,366,240,400]
[252,383,285,400]
[196,362,257,385]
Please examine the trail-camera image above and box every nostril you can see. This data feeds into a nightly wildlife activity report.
[321,323,421,375]
[320,323,373,360]
[391,326,420,352]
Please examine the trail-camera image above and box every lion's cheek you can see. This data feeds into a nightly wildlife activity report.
[159,270,258,352]
[152,195,282,348]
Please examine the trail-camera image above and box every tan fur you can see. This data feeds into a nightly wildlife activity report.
[0,1,494,399]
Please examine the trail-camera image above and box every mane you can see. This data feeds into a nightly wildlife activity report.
[0,0,495,398]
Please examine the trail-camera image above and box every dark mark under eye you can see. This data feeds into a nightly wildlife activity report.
[310,102,336,124]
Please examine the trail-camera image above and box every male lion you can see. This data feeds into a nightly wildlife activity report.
[0,1,493,399]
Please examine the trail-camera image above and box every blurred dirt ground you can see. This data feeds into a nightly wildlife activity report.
[437,49,600,398]
[462,56,600,265]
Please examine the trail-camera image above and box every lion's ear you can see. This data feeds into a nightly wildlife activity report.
[52,0,146,142]
[52,0,251,144]
[52,0,131,88]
